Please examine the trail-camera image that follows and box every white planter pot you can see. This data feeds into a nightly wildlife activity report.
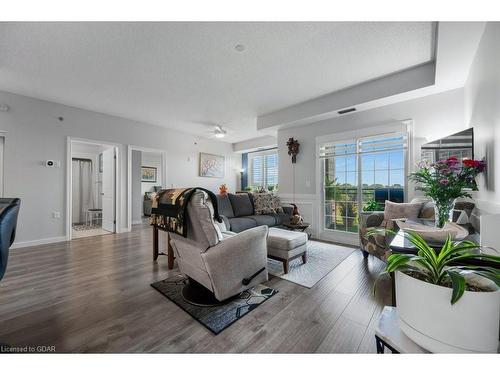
[396,271,500,353]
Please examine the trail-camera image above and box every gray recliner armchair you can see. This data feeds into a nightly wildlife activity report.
[169,190,269,302]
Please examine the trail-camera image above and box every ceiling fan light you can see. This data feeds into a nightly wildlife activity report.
[215,132,225,138]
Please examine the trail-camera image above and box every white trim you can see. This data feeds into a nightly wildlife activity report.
[126,145,167,232]
[66,137,122,241]
[12,236,67,249]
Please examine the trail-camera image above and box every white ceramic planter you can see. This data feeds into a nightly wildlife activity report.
[396,271,500,353]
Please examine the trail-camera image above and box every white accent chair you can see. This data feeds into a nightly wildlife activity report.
[169,190,269,302]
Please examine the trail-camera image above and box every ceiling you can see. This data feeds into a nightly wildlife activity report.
[0,22,435,143]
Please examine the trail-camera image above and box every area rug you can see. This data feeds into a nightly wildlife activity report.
[151,275,278,334]
[72,223,102,231]
[267,240,355,288]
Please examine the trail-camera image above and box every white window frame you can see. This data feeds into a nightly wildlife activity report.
[248,149,278,188]
[315,121,413,245]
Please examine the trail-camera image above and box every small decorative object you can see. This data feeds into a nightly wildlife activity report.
[290,214,303,225]
[199,152,225,178]
[409,156,486,228]
[286,137,300,163]
[290,203,300,216]
[141,166,157,182]
[370,228,500,353]
[219,184,228,195]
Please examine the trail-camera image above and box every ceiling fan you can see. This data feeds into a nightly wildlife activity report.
[210,125,227,139]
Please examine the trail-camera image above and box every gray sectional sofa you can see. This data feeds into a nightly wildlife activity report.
[216,193,292,233]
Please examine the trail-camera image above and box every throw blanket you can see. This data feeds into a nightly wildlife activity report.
[149,187,222,237]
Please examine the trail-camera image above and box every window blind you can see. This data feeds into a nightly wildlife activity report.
[319,132,406,158]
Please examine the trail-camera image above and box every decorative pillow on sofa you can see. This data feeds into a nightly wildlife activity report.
[228,193,254,217]
[271,195,284,214]
[384,200,422,221]
[252,193,275,215]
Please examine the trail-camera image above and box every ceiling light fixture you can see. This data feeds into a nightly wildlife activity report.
[214,125,227,138]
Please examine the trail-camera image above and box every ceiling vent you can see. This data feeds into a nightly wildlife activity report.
[337,107,356,115]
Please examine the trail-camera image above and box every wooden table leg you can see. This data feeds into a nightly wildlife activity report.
[167,232,174,270]
[153,226,159,261]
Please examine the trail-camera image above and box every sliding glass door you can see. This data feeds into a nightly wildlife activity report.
[321,132,407,235]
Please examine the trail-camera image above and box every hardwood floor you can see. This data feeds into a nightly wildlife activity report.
[0,224,392,353]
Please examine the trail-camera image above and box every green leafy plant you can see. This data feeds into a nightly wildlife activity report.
[367,228,500,304]
[363,199,380,212]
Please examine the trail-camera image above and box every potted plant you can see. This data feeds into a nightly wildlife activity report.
[409,157,486,227]
[362,199,380,212]
[369,228,500,353]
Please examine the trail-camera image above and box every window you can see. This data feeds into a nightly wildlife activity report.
[248,149,278,189]
[320,132,407,234]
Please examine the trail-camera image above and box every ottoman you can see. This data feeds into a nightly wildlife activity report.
[267,227,308,274]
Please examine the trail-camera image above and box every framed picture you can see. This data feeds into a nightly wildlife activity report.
[199,152,225,178]
[141,166,157,182]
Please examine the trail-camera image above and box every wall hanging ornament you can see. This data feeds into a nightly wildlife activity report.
[286,137,300,163]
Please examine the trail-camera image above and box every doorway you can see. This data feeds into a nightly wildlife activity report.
[127,146,167,231]
[68,139,118,239]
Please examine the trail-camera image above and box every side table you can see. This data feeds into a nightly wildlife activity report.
[375,306,428,354]
[282,221,312,239]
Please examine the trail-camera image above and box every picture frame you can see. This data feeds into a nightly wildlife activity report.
[199,152,225,178]
[141,166,157,182]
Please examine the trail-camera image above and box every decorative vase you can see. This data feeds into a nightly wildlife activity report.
[433,198,454,228]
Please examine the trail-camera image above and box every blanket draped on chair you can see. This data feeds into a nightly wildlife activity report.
[149,187,222,237]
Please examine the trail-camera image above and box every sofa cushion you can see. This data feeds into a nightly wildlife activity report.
[269,213,289,225]
[227,217,257,233]
[228,193,254,217]
[384,200,422,221]
[216,194,235,218]
[246,214,276,227]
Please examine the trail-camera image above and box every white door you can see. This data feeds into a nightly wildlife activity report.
[102,148,116,232]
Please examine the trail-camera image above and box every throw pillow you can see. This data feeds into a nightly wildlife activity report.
[384,201,422,221]
[228,193,254,217]
[271,195,284,214]
[252,193,275,215]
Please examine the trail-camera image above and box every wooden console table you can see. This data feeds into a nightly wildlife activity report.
[152,225,175,269]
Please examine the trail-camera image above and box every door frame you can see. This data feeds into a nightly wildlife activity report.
[66,136,121,241]
[126,145,167,231]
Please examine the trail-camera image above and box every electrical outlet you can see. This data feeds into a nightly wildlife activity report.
[53,211,61,219]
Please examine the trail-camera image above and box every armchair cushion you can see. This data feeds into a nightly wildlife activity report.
[384,200,422,221]
[189,191,223,248]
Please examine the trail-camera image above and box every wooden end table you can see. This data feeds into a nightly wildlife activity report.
[152,225,175,269]
[283,221,312,239]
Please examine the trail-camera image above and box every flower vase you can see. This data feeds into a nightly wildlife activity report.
[433,199,453,228]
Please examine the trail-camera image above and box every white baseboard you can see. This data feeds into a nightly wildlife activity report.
[12,236,67,249]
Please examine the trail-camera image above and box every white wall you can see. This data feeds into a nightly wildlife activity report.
[278,88,466,196]
[464,22,500,210]
[277,88,466,238]
[0,90,240,246]
[131,150,142,224]
[140,151,163,195]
